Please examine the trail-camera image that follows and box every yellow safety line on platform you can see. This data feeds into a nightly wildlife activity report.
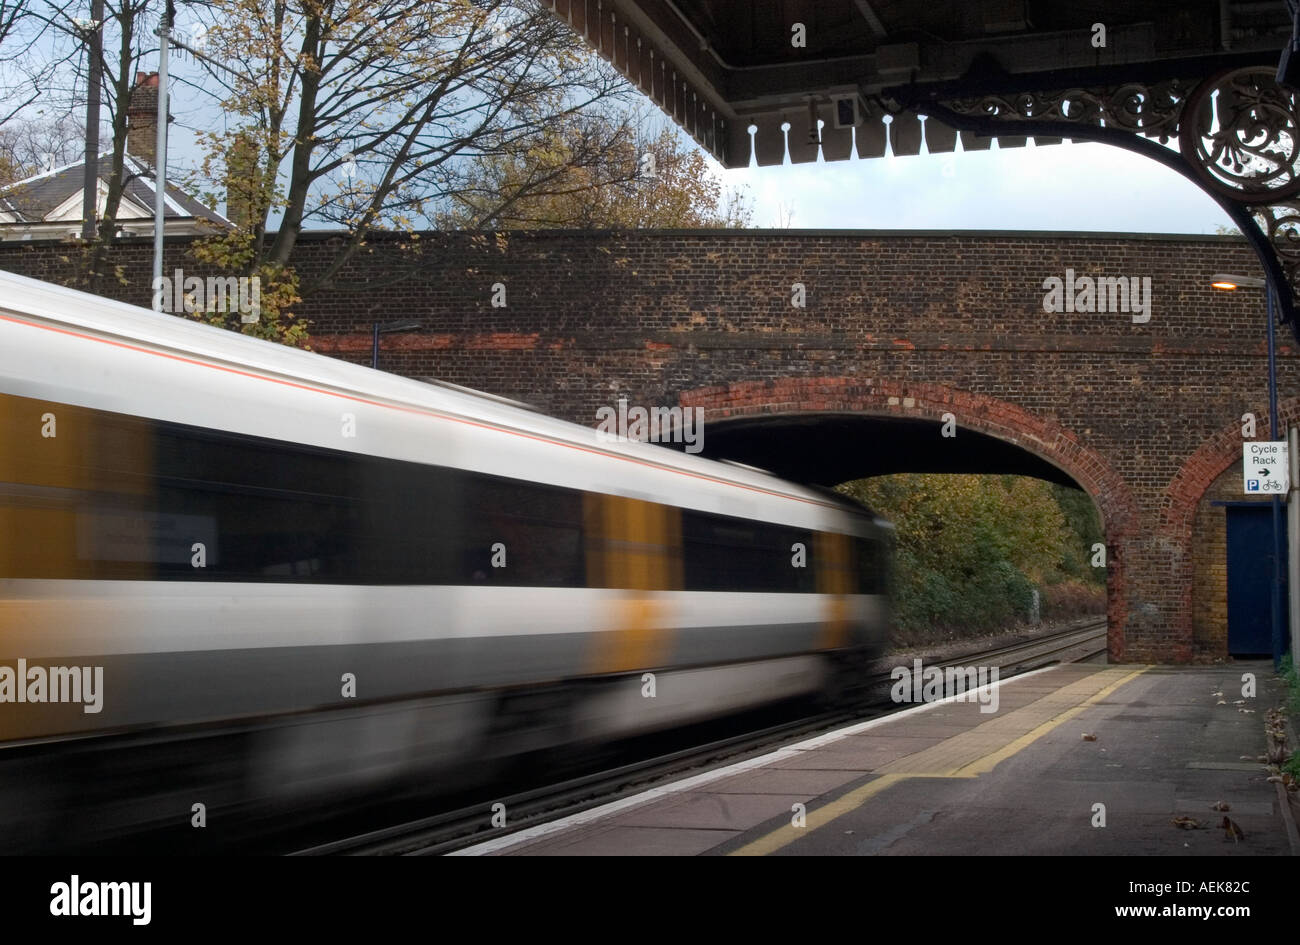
[945,666,1148,779]
[729,665,1149,856]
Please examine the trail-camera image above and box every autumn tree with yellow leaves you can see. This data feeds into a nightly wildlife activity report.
[442,114,752,229]
[839,474,1105,642]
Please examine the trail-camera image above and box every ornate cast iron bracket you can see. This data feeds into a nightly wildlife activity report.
[889,66,1300,342]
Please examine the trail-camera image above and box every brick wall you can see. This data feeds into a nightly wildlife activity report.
[1,228,1293,662]
[1191,465,1239,656]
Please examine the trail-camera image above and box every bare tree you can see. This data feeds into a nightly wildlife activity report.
[0,112,82,183]
[0,0,72,125]
[188,0,632,294]
[0,0,172,285]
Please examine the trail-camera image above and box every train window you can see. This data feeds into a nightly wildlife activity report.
[151,425,373,582]
[854,536,884,595]
[682,510,815,593]
[10,406,588,586]
[459,475,585,587]
[147,421,593,586]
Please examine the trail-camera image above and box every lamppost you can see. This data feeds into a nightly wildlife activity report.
[1212,272,1287,668]
[371,320,421,370]
[150,8,245,285]
[152,2,174,288]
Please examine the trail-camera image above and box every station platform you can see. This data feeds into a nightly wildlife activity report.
[457,660,1296,856]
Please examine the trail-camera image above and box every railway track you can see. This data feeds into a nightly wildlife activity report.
[292,617,1107,856]
[920,620,1109,676]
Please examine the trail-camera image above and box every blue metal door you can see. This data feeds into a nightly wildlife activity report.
[1226,503,1288,656]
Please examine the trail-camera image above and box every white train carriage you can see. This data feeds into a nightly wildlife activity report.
[0,269,891,847]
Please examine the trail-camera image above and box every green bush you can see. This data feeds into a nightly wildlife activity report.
[1280,653,1299,718]
[1284,752,1300,779]
[898,567,960,630]
[892,554,1036,635]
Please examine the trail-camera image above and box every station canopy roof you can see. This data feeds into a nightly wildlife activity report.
[548,1,1293,167]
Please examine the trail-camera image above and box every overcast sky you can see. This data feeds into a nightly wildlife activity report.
[720,136,1235,234]
[156,114,1240,237]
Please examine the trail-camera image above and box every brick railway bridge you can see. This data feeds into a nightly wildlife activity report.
[2,228,1292,663]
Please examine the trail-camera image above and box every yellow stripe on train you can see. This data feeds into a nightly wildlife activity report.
[584,493,683,675]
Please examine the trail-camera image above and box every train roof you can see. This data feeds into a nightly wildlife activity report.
[0,269,861,517]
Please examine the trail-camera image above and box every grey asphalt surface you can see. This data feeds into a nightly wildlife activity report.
[491,660,1293,856]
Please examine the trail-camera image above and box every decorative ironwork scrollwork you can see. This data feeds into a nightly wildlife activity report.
[945,80,1187,139]
[1253,202,1300,298]
[1178,67,1300,204]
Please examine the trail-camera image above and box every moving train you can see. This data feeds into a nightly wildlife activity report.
[0,269,892,850]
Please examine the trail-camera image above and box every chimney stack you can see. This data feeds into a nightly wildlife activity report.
[126,72,159,167]
[224,130,262,230]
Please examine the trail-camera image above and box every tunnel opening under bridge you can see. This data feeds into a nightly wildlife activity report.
[647,380,1139,660]
[673,412,1080,489]
[670,413,1106,655]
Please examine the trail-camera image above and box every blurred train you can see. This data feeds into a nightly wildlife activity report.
[0,269,891,850]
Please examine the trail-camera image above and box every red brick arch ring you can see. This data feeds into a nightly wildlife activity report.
[1162,393,1300,653]
[678,377,1141,660]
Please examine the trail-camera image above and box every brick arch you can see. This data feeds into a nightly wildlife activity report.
[1160,394,1300,656]
[1162,394,1300,538]
[677,376,1140,659]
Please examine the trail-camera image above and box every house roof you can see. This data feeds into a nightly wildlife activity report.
[0,153,230,228]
